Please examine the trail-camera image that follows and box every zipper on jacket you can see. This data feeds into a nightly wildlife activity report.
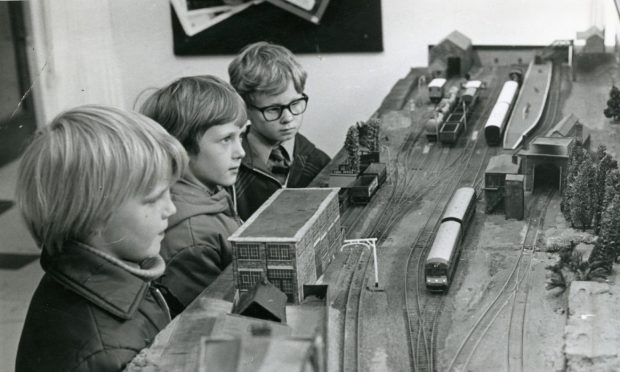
[246,165,289,188]
[151,286,171,322]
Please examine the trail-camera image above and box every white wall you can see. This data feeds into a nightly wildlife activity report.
[30,0,614,156]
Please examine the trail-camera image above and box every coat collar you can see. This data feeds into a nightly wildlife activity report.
[242,126,295,173]
[41,242,165,320]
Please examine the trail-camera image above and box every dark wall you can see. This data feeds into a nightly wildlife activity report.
[172,0,383,55]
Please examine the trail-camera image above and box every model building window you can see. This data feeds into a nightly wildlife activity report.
[239,270,262,290]
[237,243,260,259]
[268,268,294,280]
[267,244,291,260]
[268,269,295,301]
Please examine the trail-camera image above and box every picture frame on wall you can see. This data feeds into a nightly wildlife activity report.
[171,0,383,55]
[266,0,331,25]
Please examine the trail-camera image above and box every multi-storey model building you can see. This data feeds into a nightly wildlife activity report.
[229,188,343,303]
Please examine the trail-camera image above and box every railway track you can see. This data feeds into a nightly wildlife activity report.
[342,67,507,372]
[506,188,554,372]
[341,106,435,371]
[445,189,555,372]
[403,67,508,372]
[342,248,367,372]
[342,87,463,371]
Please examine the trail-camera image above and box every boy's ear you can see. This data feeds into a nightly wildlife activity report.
[241,120,251,134]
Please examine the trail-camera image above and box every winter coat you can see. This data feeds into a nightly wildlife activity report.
[15,242,170,372]
[235,131,331,220]
[156,170,241,316]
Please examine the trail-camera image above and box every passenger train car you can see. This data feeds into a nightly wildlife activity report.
[483,80,520,146]
[425,187,476,290]
[428,78,447,103]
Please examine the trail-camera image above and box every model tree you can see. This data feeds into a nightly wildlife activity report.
[569,157,595,230]
[592,145,618,234]
[603,85,620,121]
[357,118,381,152]
[561,141,587,220]
[344,125,360,173]
[365,118,380,152]
[590,193,620,269]
[602,168,620,211]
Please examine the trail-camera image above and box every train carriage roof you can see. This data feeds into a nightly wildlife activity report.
[441,187,476,222]
[463,87,478,97]
[463,80,482,89]
[428,78,447,88]
[426,221,462,264]
[484,102,510,129]
[497,81,519,103]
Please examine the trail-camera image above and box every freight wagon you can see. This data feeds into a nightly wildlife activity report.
[349,163,387,204]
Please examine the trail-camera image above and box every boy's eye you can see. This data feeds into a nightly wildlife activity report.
[144,188,169,204]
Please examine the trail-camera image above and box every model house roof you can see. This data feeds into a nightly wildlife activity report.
[441,30,472,50]
[230,188,339,241]
[546,113,580,137]
[485,154,520,174]
[518,137,573,158]
[233,280,288,323]
[576,26,604,41]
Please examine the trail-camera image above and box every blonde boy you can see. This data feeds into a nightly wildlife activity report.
[15,105,188,372]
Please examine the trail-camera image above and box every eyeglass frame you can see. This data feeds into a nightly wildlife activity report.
[247,93,309,122]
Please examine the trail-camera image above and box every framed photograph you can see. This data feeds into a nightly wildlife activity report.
[171,0,383,55]
[266,0,331,25]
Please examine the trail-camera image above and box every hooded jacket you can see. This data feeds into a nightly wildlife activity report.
[235,130,331,220]
[156,170,241,316]
[16,242,170,372]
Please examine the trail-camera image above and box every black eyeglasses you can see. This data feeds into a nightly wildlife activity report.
[248,93,309,122]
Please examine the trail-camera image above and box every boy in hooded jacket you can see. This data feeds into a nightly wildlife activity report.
[141,75,246,317]
[15,105,188,372]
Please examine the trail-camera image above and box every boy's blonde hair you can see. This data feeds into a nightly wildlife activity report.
[140,75,247,155]
[16,105,188,255]
[228,41,307,104]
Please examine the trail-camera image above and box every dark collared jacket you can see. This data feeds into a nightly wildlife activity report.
[156,171,241,317]
[16,243,170,372]
[236,132,330,221]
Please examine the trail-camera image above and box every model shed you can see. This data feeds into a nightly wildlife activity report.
[576,26,605,54]
[484,154,521,213]
[429,30,474,78]
[229,188,343,304]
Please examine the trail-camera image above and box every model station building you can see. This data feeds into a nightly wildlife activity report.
[517,113,590,192]
[229,188,343,304]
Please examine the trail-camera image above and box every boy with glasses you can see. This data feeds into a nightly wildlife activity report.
[228,41,331,220]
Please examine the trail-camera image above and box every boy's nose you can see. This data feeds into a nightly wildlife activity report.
[163,192,177,217]
[280,107,294,123]
[234,138,245,159]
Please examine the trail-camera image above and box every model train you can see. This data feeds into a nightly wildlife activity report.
[438,80,483,144]
[428,78,447,103]
[425,86,460,141]
[484,69,524,146]
[425,187,476,291]
[483,81,519,146]
[349,162,387,204]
